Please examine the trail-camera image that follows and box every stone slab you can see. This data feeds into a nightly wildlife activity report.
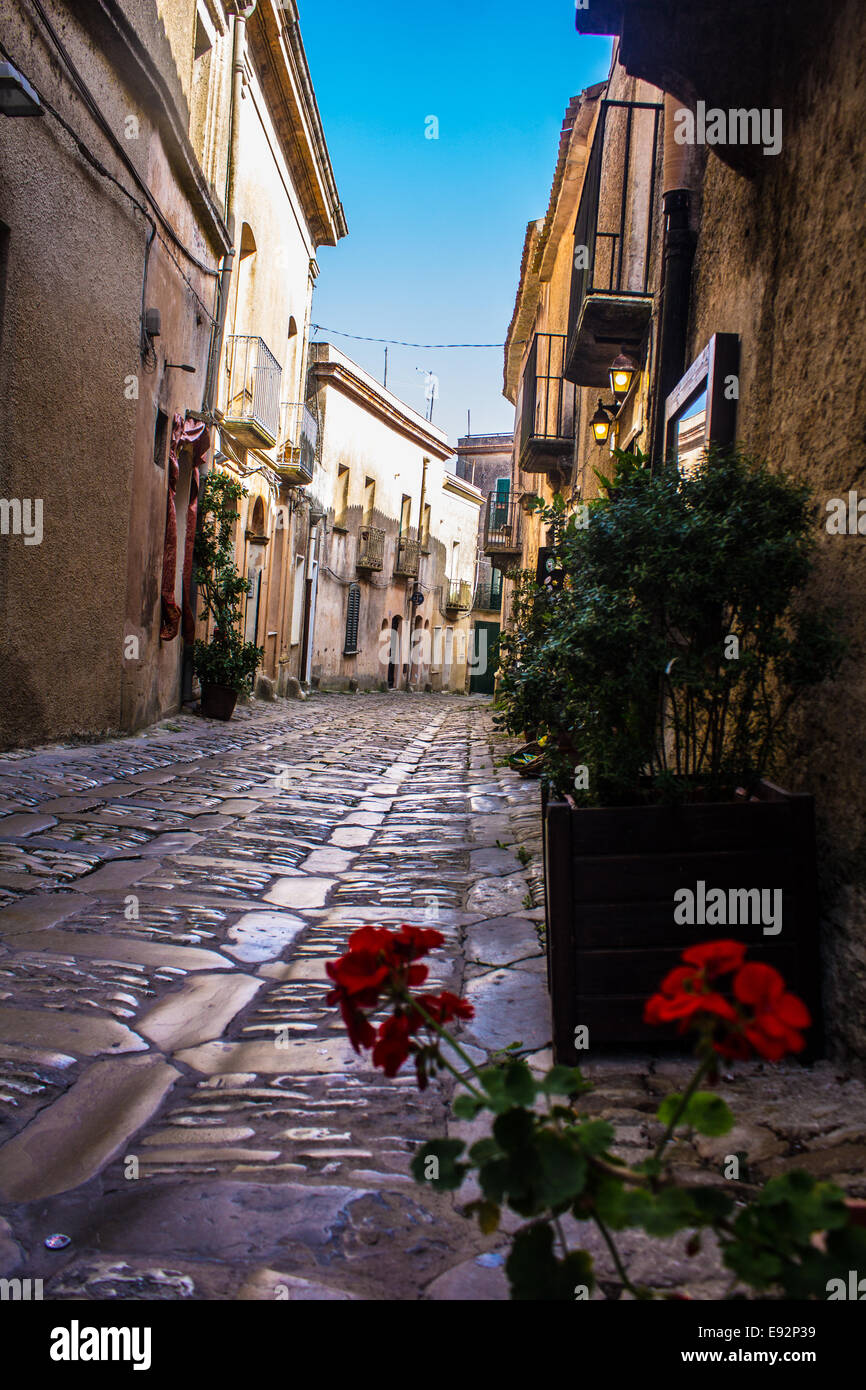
[0,891,94,938]
[0,1007,147,1057]
[465,915,542,967]
[0,1054,180,1201]
[264,877,334,909]
[9,930,234,973]
[176,1035,361,1076]
[224,910,307,963]
[466,874,528,917]
[237,1269,357,1300]
[0,814,59,838]
[299,847,356,874]
[137,973,264,1052]
[463,968,551,1054]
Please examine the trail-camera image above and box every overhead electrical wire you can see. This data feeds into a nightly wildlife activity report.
[311,324,505,349]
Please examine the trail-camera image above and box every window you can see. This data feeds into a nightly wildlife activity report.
[493,476,510,526]
[664,333,739,476]
[450,541,460,581]
[432,625,443,670]
[400,494,411,535]
[153,408,169,469]
[344,583,361,655]
[444,627,454,679]
[363,477,376,524]
[290,554,305,645]
[334,465,350,528]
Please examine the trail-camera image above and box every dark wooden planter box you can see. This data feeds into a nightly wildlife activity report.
[200,683,239,721]
[542,781,822,1061]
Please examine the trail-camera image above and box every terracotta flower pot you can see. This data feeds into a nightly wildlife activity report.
[200,683,238,721]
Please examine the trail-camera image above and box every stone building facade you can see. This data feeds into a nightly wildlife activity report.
[0,0,232,748]
[500,0,866,1064]
[454,433,513,694]
[306,343,482,694]
[0,0,344,748]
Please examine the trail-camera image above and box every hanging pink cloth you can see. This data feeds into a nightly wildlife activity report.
[160,414,210,642]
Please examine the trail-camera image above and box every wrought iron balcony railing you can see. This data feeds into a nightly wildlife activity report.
[277,401,317,483]
[357,524,385,571]
[518,333,577,472]
[483,495,522,556]
[564,100,662,387]
[394,533,420,578]
[445,580,473,612]
[223,334,282,445]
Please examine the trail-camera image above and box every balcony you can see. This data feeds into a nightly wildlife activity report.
[276,401,317,484]
[223,335,282,446]
[394,534,420,578]
[564,100,662,387]
[445,580,473,613]
[518,333,577,473]
[357,525,385,571]
[483,495,523,572]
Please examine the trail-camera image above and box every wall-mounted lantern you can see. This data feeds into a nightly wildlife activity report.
[0,61,42,116]
[590,399,614,446]
[609,350,640,402]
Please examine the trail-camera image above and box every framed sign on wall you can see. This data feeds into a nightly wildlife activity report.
[663,332,739,474]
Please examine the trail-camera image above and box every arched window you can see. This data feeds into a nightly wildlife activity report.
[344,582,361,655]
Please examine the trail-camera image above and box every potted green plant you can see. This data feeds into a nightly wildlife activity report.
[497,448,846,1055]
[192,470,263,721]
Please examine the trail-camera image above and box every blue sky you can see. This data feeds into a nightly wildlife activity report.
[298,1,612,447]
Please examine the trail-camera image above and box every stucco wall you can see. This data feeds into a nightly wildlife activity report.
[0,0,225,748]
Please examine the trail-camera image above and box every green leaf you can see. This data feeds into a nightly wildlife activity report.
[463,1199,501,1235]
[657,1091,734,1136]
[540,1065,590,1097]
[505,1223,595,1301]
[570,1119,615,1155]
[536,1131,588,1206]
[410,1139,468,1191]
[453,1092,484,1120]
[503,1060,536,1106]
[468,1137,501,1165]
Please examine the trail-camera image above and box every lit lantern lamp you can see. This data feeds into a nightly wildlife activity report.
[590,399,613,446]
[609,350,639,402]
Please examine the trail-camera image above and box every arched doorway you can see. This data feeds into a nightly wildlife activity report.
[387,615,402,689]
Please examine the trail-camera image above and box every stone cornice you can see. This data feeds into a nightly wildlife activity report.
[313,359,452,460]
[443,473,484,508]
[250,1,347,248]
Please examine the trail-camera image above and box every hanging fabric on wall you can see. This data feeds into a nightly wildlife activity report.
[160,414,211,642]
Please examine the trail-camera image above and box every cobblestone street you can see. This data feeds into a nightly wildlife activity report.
[1,691,866,1302]
[0,692,552,1300]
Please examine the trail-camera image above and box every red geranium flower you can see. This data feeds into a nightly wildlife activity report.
[372,1013,413,1077]
[734,962,811,1060]
[681,940,747,977]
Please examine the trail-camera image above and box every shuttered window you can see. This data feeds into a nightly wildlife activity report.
[344,582,361,655]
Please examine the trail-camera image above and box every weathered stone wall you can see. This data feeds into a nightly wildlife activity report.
[0,0,227,749]
[686,0,866,1062]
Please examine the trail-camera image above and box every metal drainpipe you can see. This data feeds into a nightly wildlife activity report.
[648,93,697,467]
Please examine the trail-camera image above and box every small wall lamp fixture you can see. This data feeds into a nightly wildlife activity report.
[166,363,196,373]
[609,349,640,401]
[590,399,615,446]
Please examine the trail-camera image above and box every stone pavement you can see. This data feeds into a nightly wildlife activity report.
[0,692,551,1300]
[0,691,864,1302]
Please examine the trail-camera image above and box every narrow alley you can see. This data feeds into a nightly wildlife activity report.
[0,692,550,1300]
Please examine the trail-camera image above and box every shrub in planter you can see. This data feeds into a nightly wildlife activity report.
[496,449,846,1051]
[192,471,263,719]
